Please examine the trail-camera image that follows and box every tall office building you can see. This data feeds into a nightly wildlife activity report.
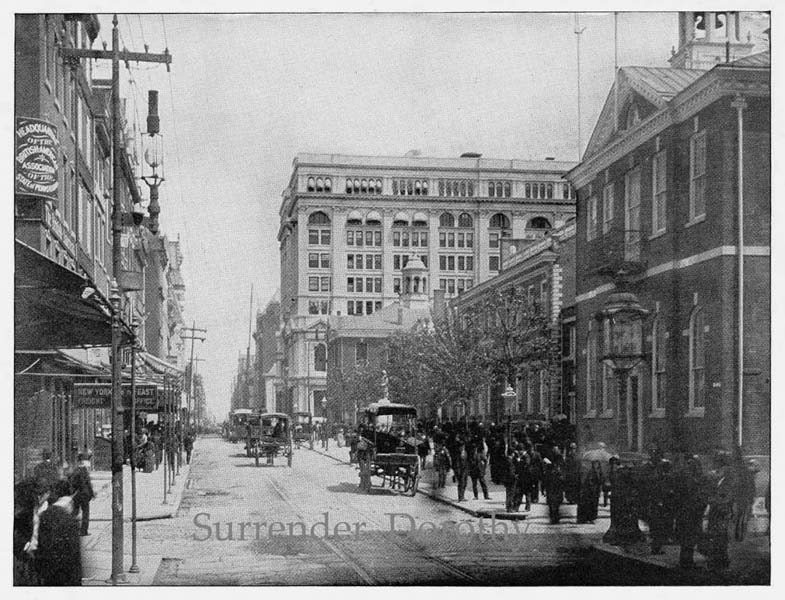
[277,152,576,415]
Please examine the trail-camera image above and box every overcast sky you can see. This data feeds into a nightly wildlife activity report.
[83,9,767,421]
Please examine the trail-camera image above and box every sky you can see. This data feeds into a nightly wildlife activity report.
[70,8,766,421]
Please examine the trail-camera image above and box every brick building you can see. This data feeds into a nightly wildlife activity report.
[567,13,769,472]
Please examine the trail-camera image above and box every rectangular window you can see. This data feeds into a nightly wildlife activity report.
[457,233,465,248]
[366,277,373,292]
[489,233,499,248]
[458,256,465,271]
[374,231,382,246]
[355,301,363,315]
[347,277,355,292]
[374,254,382,270]
[689,309,706,411]
[375,301,382,312]
[602,183,614,234]
[489,256,500,271]
[402,232,410,247]
[320,253,330,268]
[439,278,446,290]
[374,277,382,293]
[347,301,355,315]
[365,231,373,246]
[420,232,428,247]
[309,301,319,315]
[393,231,401,246]
[355,231,364,247]
[411,231,419,247]
[447,255,455,271]
[689,131,706,221]
[439,232,446,248]
[320,230,331,245]
[320,300,329,314]
[466,279,473,290]
[466,233,473,248]
[355,255,363,270]
[394,255,401,270]
[309,253,319,268]
[320,276,330,292]
[347,231,354,245]
[308,277,319,292]
[366,301,373,315]
[652,318,666,413]
[356,277,363,292]
[624,168,641,261]
[439,255,447,271]
[652,149,667,234]
[394,278,401,294]
[587,196,598,241]
[309,230,320,245]
[447,232,455,248]
[447,279,455,294]
[457,279,465,294]
[347,254,354,269]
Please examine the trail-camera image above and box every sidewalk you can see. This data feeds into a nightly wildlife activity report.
[80,452,192,585]
[309,442,770,582]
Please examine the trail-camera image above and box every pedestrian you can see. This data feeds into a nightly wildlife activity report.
[184,431,194,465]
[543,451,565,524]
[674,455,709,569]
[32,450,59,496]
[33,480,82,585]
[68,453,95,536]
[504,444,521,512]
[514,445,532,511]
[577,460,603,524]
[469,444,490,501]
[563,442,581,504]
[702,450,737,570]
[417,434,430,470]
[433,443,451,489]
[453,437,469,502]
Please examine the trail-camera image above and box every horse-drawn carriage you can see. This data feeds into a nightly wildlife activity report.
[355,401,420,495]
[293,411,314,449]
[245,412,293,467]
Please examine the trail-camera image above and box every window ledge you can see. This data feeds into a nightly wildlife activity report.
[685,407,705,418]
[685,214,706,229]
[649,409,666,419]
[599,410,615,419]
[648,229,667,241]
[584,410,598,419]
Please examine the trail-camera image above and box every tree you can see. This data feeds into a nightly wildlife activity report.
[326,358,382,424]
[385,329,439,417]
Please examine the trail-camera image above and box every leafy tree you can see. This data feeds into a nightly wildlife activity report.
[326,359,382,424]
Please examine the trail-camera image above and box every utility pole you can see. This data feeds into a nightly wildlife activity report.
[181,323,207,430]
[61,16,171,585]
[246,285,254,409]
[574,13,586,161]
[191,357,207,430]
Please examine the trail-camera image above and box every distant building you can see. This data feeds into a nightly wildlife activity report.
[254,291,281,412]
[567,12,770,469]
[278,152,576,415]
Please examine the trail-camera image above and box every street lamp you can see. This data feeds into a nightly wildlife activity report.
[501,384,517,449]
[596,290,648,546]
[141,91,164,236]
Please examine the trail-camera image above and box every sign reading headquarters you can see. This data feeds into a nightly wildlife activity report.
[15,117,59,201]
[73,383,161,411]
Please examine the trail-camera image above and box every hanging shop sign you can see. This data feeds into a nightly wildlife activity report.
[73,383,161,410]
[15,117,59,201]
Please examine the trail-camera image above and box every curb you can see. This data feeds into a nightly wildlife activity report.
[306,446,527,520]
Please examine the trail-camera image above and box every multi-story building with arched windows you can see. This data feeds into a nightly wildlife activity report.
[276,152,576,416]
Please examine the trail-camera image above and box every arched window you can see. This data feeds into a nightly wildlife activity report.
[503,182,511,197]
[439,213,455,228]
[308,211,331,225]
[562,183,569,199]
[324,178,332,192]
[467,182,474,197]
[354,178,360,192]
[412,212,428,227]
[392,180,399,195]
[307,177,315,192]
[361,179,368,193]
[316,177,323,192]
[525,183,532,198]
[651,315,666,413]
[346,179,353,194]
[688,307,706,412]
[407,180,414,195]
[452,181,459,197]
[539,183,546,199]
[438,180,444,196]
[392,211,409,227]
[422,181,429,195]
[314,343,327,372]
[489,213,510,229]
[458,213,473,228]
[375,179,382,194]
[460,182,467,197]
[365,210,382,226]
[546,183,553,199]
[495,183,503,197]
[415,181,421,195]
[528,216,552,230]
[532,184,539,199]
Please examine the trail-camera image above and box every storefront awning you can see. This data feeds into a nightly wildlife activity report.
[139,351,183,377]
[15,241,133,350]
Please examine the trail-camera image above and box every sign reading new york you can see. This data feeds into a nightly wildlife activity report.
[15,117,59,201]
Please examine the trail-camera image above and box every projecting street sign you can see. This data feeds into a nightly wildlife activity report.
[73,383,161,410]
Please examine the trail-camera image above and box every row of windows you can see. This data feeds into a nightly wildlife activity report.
[347,277,383,293]
[307,211,513,230]
[439,180,474,197]
[394,231,428,247]
[585,130,705,244]
[308,300,331,315]
[347,229,383,247]
[439,278,475,296]
[347,178,382,195]
[308,253,331,268]
[306,177,333,192]
[517,370,550,415]
[393,179,429,196]
[439,231,474,248]
[307,276,331,292]
[347,253,383,270]
[347,300,383,316]
[393,254,428,270]
[438,255,474,272]
[488,181,512,198]
[308,228,332,245]
[439,213,474,228]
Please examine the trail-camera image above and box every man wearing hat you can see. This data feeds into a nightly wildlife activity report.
[68,453,95,536]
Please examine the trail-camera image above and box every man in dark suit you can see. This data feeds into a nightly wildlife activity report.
[68,454,95,536]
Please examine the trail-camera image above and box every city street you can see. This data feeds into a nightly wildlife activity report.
[117,436,687,585]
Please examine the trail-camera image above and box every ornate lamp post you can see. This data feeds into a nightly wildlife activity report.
[596,290,648,546]
[141,91,164,235]
[501,384,517,449]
